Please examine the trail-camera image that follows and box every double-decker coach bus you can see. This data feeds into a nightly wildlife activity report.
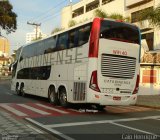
[11,18,141,109]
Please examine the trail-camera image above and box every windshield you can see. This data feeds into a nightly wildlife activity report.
[100,20,140,45]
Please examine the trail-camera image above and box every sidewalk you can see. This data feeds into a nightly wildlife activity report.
[136,95,160,109]
[0,109,53,140]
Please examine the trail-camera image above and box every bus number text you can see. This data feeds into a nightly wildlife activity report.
[113,50,128,56]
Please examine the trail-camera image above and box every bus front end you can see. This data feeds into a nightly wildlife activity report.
[87,18,141,106]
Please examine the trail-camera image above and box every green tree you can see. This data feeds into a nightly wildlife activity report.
[51,27,64,34]
[31,36,42,42]
[94,9,130,22]
[140,5,160,28]
[94,9,108,18]
[68,20,77,27]
[0,0,17,34]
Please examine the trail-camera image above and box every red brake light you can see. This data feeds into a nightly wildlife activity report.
[133,75,140,94]
[89,71,100,92]
[89,18,101,57]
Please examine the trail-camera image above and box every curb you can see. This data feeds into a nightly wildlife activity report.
[136,104,160,109]
[25,118,72,140]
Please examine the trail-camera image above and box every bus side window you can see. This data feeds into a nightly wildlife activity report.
[12,61,18,78]
[68,29,76,48]
[77,24,91,46]
[44,36,57,54]
[56,32,68,51]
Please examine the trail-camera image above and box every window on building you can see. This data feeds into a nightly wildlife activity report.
[102,0,114,5]
[72,7,84,18]
[141,32,154,51]
[131,7,153,23]
[86,0,99,12]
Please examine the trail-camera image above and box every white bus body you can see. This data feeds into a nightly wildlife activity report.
[11,18,141,108]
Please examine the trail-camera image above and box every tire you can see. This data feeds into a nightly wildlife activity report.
[48,87,59,105]
[96,105,106,111]
[59,88,69,107]
[16,84,21,96]
[20,85,25,97]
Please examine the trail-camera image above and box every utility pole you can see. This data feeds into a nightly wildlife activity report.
[27,22,41,39]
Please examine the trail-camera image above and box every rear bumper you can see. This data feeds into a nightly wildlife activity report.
[87,91,137,105]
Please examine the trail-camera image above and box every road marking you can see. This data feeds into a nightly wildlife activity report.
[36,103,68,114]
[26,124,43,134]
[45,115,160,128]
[110,122,160,137]
[154,118,160,121]
[5,92,12,95]
[0,104,27,117]
[26,118,75,140]
[18,104,50,115]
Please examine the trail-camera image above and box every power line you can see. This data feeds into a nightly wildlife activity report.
[28,0,67,23]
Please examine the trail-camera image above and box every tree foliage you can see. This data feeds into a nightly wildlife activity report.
[51,27,64,34]
[31,36,42,42]
[68,20,77,27]
[94,9,130,22]
[140,5,160,28]
[94,9,108,18]
[0,0,17,34]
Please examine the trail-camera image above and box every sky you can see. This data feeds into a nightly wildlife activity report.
[2,0,80,54]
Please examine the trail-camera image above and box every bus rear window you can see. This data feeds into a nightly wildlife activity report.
[100,20,140,45]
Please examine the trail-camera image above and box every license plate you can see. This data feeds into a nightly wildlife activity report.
[113,96,121,101]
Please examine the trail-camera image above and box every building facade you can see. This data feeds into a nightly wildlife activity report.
[61,0,125,29]
[26,27,47,44]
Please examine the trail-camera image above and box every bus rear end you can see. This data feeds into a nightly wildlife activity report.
[88,18,141,106]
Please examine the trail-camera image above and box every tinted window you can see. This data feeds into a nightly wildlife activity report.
[77,24,91,46]
[56,33,68,51]
[11,61,17,78]
[17,66,51,80]
[68,29,76,48]
[44,36,57,53]
[100,20,140,45]
[17,68,30,79]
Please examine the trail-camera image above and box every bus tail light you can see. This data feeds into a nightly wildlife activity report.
[133,75,140,94]
[89,18,101,58]
[89,71,100,92]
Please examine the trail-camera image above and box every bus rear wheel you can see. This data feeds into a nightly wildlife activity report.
[48,87,59,105]
[16,84,20,96]
[59,88,69,108]
[20,84,25,97]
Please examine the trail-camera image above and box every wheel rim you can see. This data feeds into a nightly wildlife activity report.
[50,90,54,103]
[21,87,25,96]
[16,86,19,95]
[60,92,67,105]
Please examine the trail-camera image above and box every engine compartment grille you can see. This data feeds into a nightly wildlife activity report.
[101,54,136,79]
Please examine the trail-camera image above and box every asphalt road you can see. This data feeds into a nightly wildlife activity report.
[0,80,160,140]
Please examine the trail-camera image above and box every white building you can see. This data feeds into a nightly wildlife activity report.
[26,27,47,44]
[61,0,125,29]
